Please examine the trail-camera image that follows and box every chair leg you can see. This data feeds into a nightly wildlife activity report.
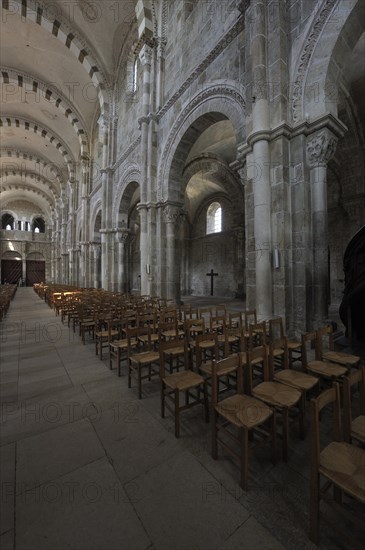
[109,348,113,370]
[174,389,180,438]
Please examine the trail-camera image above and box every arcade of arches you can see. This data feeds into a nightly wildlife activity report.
[1,0,364,336]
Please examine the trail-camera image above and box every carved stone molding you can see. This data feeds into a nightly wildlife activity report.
[157,16,245,120]
[291,0,337,123]
[306,130,337,168]
[112,136,142,171]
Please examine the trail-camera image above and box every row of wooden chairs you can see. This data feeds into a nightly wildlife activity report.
[0,284,17,321]
[309,373,365,543]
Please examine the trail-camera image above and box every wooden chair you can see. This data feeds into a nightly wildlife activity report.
[217,326,243,358]
[249,346,304,461]
[159,339,209,438]
[269,337,319,418]
[109,319,137,377]
[302,332,348,385]
[127,326,160,399]
[268,317,302,366]
[211,353,276,490]
[158,327,186,373]
[95,315,119,360]
[317,325,361,369]
[309,383,365,544]
[343,365,365,444]
[229,311,243,329]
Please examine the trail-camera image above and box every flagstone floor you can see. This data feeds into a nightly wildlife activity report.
[0,288,363,550]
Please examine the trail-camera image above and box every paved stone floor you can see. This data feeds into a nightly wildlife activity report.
[1,288,364,550]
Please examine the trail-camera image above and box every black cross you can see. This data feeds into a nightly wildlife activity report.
[206,269,218,296]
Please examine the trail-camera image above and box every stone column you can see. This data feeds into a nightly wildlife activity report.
[91,243,101,289]
[99,115,111,290]
[156,38,166,110]
[80,158,90,287]
[138,42,153,297]
[116,229,131,293]
[250,0,272,319]
[163,204,184,303]
[306,130,337,325]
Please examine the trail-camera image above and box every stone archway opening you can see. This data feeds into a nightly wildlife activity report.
[117,181,140,294]
[166,113,244,302]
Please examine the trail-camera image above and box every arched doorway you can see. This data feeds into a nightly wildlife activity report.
[26,252,45,286]
[1,250,22,284]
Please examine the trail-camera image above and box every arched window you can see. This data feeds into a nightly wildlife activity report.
[126,53,139,96]
[1,213,14,230]
[33,217,45,233]
[206,202,222,234]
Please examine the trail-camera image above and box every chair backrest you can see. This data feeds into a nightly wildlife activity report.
[247,321,266,349]
[310,383,341,469]
[229,311,243,329]
[194,332,219,368]
[245,345,269,390]
[126,325,152,350]
[221,326,243,357]
[269,336,288,371]
[245,309,257,331]
[211,354,241,406]
[138,313,157,331]
[199,307,212,325]
[184,318,205,341]
[301,332,318,367]
[159,338,189,377]
[158,321,179,341]
[160,307,178,324]
[216,304,227,317]
[269,317,285,341]
[343,364,365,442]
[317,325,334,356]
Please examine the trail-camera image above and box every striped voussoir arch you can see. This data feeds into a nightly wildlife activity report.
[1,0,109,116]
[0,116,76,180]
[0,182,55,209]
[0,69,89,157]
[0,169,61,199]
[0,148,64,184]
[135,0,154,41]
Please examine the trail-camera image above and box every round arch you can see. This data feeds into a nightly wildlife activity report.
[113,163,141,226]
[293,0,362,122]
[1,0,110,115]
[158,82,246,202]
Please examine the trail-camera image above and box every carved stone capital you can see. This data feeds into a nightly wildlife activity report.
[116,229,131,244]
[163,204,185,225]
[139,43,153,67]
[306,130,337,168]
